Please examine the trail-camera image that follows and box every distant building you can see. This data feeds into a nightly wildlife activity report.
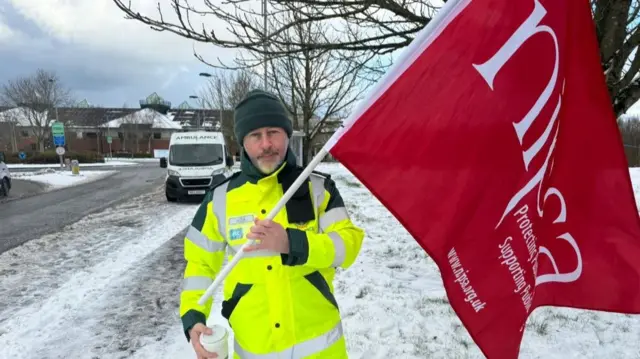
[0,92,335,161]
[0,92,230,155]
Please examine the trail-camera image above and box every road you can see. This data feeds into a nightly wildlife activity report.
[0,164,167,253]
[8,162,158,173]
[3,179,46,200]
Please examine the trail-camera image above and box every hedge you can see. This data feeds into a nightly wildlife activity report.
[2,150,105,164]
[110,151,154,158]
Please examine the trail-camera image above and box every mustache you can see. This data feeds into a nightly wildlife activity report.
[258,149,279,159]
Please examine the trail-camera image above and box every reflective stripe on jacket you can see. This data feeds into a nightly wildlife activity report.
[180,157,365,359]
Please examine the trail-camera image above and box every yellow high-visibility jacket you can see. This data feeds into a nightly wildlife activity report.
[180,152,365,359]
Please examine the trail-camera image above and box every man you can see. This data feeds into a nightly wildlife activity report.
[179,89,365,359]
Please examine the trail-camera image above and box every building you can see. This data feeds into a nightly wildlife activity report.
[0,93,229,155]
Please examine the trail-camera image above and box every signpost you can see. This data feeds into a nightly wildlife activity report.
[18,152,26,161]
[106,136,113,159]
[51,122,65,168]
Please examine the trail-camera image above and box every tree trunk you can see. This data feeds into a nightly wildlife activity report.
[10,124,17,153]
[302,136,312,166]
[66,129,72,151]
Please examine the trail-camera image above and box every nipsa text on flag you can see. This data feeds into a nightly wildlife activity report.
[473,0,583,289]
[448,248,487,313]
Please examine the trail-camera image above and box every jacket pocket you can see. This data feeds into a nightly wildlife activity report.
[221,282,253,323]
[304,271,339,311]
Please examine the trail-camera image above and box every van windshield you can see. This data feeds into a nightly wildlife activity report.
[169,143,224,166]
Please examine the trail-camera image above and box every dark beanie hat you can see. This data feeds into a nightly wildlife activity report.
[234,89,293,143]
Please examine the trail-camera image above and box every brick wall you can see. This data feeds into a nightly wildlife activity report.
[4,132,170,155]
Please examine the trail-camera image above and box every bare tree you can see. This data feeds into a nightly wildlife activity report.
[593,0,640,116]
[137,109,157,154]
[57,103,90,152]
[112,0,640,116]
[0,69,72,152]
[260,10,372,164]
[0,109,19,153]
[618,116,640,166]
[117,108,156,154]
[198,69,258,153]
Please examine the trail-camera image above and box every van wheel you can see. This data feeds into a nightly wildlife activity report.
[0,178,8,197]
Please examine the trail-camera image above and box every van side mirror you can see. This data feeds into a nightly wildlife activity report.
[225,154,234,167]
[160,157,167,168]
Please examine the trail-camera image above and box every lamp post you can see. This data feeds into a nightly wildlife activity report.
[198,72,221,132]
[48,79,59,124]
[48,79,60,147]
[262,0,268,90]
[47,78,65,167]
[189,95,200,130]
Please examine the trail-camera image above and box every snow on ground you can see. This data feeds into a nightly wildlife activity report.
[0,188,199,359]
[7,161,139,169]
[629,168,640,210]
[1,163,640,359]
[109,164,640,359]
[104,157,162,163]
[10,168,117,190]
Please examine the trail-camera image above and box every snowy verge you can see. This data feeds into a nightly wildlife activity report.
[11,168,118,190]
[7,161,139,169]
[104,157,161,163]
[628,167,640,210]
[126,163,640,359]
[0,188,199,359]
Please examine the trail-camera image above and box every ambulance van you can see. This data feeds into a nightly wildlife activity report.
[160,131,233,202]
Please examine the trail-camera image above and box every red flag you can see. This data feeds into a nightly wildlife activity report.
[324,0,640,357]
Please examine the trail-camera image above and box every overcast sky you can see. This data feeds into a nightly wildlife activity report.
[0,0,240,108]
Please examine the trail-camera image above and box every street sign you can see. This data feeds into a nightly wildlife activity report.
[52,122,64,135]
[18,152,26,160]
[52,122,65,147]
[55,146,65,156]
[107,136,112,144]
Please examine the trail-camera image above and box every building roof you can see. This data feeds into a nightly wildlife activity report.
[0,104,228,130]
[0,107,48,127]
[100,108,183,130]
[167,108,231,129]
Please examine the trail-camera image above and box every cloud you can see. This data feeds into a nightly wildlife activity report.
[0,0,241,106]
[6,0,238,64]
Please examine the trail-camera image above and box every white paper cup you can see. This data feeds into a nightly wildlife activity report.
[199,324,229,359]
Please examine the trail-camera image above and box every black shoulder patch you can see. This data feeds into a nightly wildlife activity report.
[227,171,250,192]
[209,172,237,191]
[323,175,345,211]
[204,171,242,200]
[311,170,331,180]
[280,167,315,224]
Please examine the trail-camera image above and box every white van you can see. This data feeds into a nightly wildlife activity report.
[0,152,11,198]
[160,131,234,202]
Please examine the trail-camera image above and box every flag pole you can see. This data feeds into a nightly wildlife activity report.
[198,0,465,306]
[197,147,329,305]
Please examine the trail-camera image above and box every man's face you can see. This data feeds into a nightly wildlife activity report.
[243,127,288,174]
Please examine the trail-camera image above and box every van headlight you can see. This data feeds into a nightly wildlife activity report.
[211,168,224,176]
[168,169,180,177]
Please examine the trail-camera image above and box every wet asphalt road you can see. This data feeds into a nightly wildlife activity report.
[3,179,46,200]
[0,165,167,254]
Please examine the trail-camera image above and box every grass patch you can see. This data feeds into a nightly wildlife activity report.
[527,319,550,336]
